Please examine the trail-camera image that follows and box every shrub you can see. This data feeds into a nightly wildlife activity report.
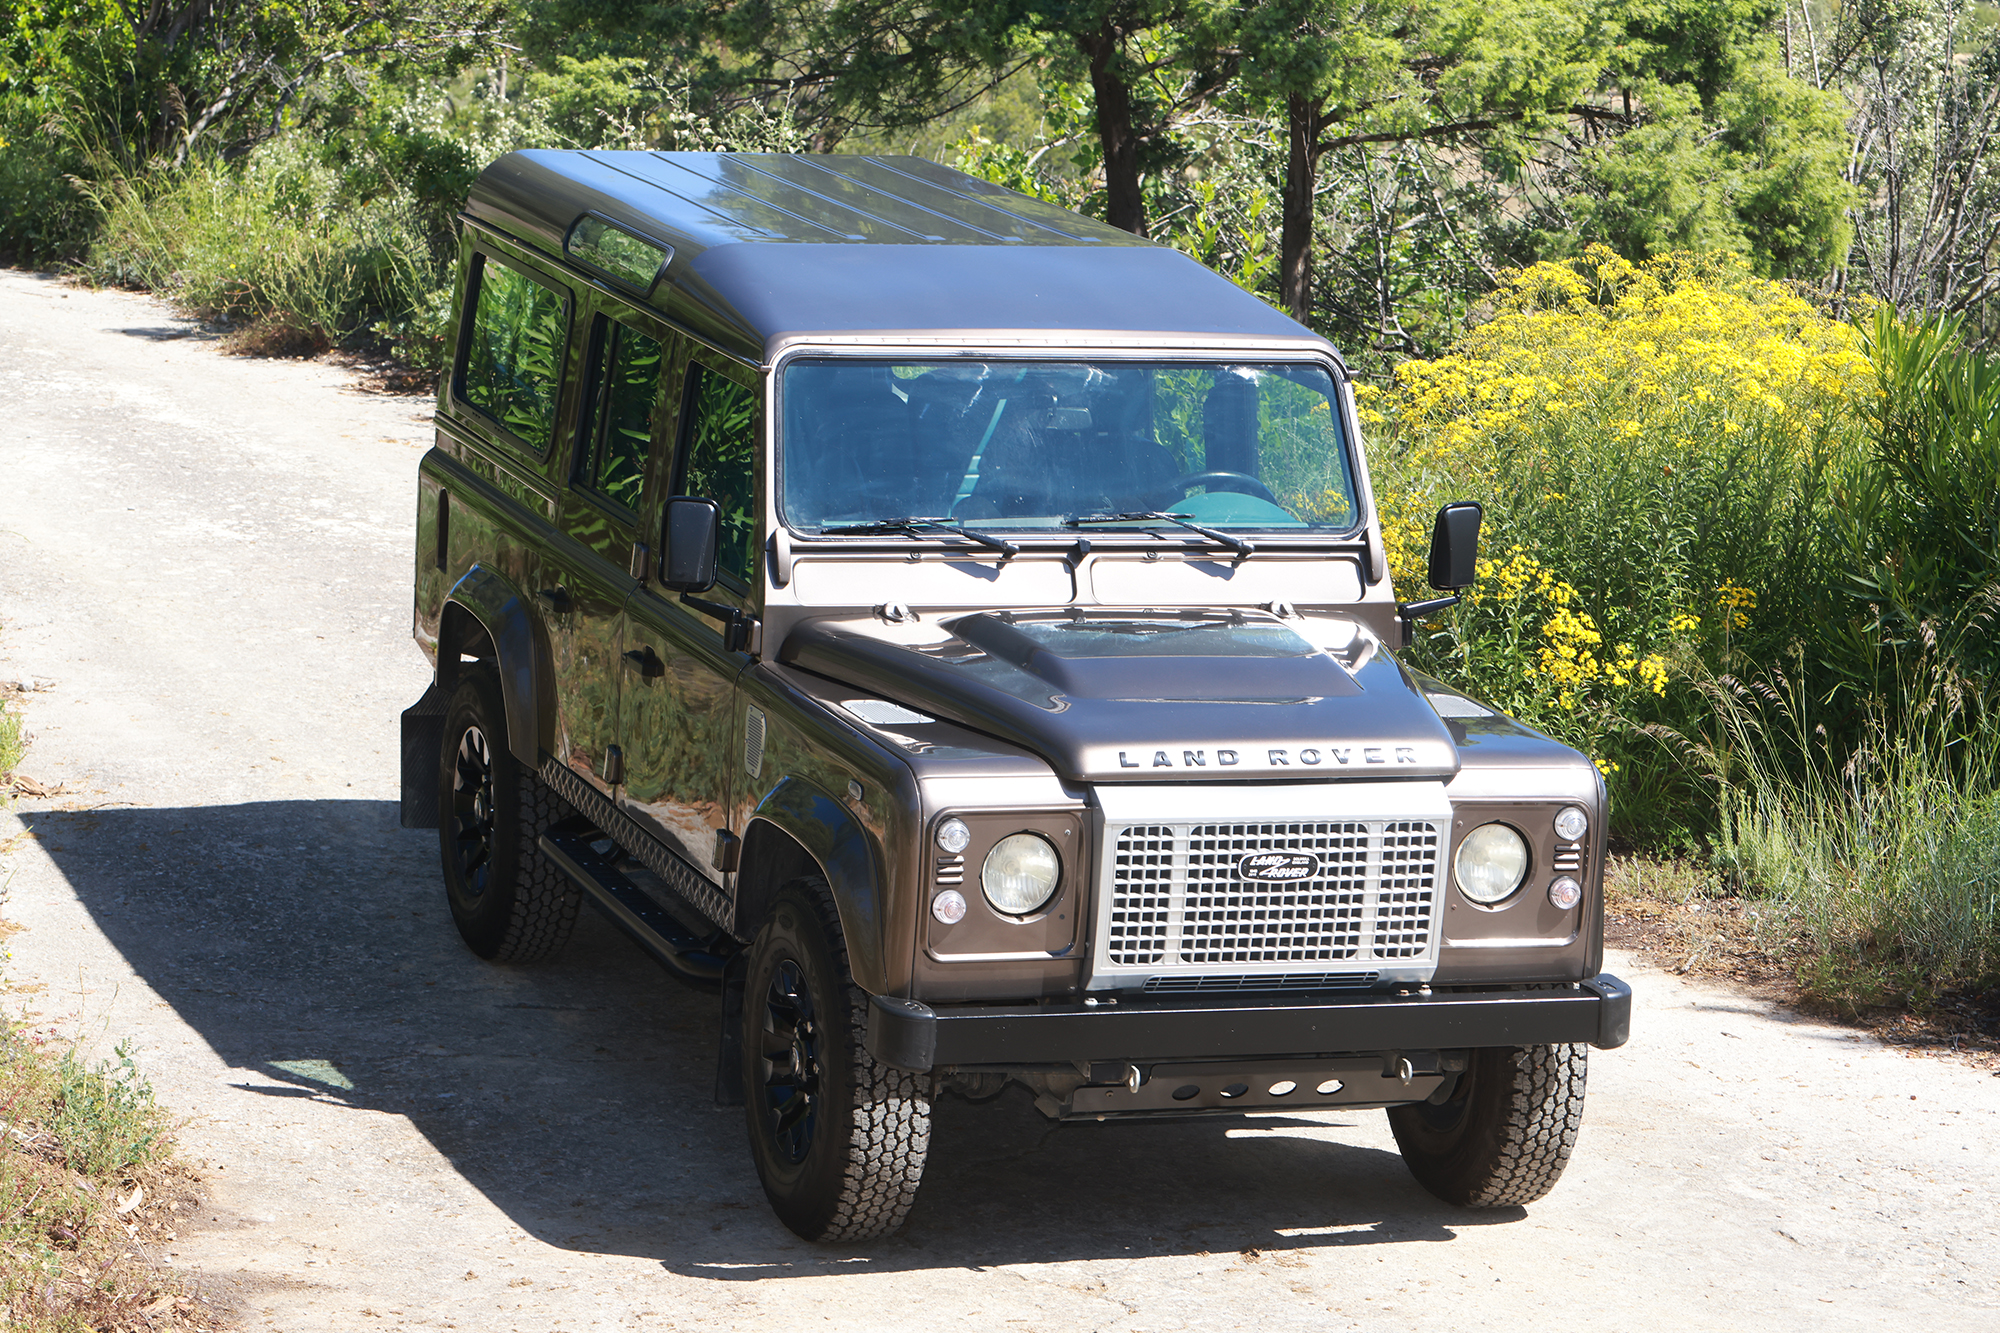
[0,102,96,265]
[77,140,440,354]
[1369,247,1873,834]
[1696,652,2000,1011]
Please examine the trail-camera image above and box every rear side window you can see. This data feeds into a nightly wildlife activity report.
[460,255,569,452]
[678,365,759,586]
[576,315,664,512]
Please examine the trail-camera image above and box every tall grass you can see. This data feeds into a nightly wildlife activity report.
[1694,643,2000,1011]
[75,141,446,360]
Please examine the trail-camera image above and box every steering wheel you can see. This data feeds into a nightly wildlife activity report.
[1150,470,1280,508]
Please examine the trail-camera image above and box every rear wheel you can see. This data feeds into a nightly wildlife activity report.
[437,668,580,962]
[1387,1043,1586,1206]
[741,881,931,1241]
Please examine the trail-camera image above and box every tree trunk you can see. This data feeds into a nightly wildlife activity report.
[1078,21,1147,237]
[1281,91,1320,324]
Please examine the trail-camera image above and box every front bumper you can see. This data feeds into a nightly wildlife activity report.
[867,974,1631,1073]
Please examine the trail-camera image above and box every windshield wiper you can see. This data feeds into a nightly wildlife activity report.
[1064,511,1256,558]
[818,516,1019,557]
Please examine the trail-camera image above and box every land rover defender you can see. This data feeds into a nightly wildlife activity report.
[400,149,1631,1242]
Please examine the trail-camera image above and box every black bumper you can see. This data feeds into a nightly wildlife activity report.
[866,974,1632,1073]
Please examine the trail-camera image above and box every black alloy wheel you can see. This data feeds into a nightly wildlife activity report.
[740,882,932,1242]
[449,720,497,901]
[434,667,582,963]
[757,958,822,1165]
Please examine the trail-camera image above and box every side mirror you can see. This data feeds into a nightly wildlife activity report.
[1427,501,1483,591]
[662,496,720,592]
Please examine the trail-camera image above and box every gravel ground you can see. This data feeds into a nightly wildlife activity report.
[1,267,1996,1333]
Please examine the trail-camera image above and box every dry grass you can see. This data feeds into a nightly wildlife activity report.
[0,1031,224,1330]
[1605,852,2000,1069]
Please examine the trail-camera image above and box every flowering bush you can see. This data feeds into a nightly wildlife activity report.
[1369,248,1873,831]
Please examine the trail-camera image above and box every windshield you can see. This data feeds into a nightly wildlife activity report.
[779,359,1359,535]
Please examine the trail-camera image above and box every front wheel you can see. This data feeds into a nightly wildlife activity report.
[1387,1043,1586,1206]
[741,882,931,1241]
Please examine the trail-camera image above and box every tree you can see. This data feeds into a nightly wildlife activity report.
[5,0,504,164]
[1234,0,1609,323]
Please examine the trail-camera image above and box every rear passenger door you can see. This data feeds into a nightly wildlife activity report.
[617,349,760,906]
[544,296,671,798]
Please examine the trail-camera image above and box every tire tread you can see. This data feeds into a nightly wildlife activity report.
[797,883,931,1242]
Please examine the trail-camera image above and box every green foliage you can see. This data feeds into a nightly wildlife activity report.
[2,0,505,166]
[0,101,96,264]
[76,140,441,353]
[1698,652,2000,1011]
[1371,249,1872,830]
[49,1042,161,1179]
[1833,309,2000,699]
[0,1027,184,1328]
[1568,53,1856,278]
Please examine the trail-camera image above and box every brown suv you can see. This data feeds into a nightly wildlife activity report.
[399,149,1630,1242]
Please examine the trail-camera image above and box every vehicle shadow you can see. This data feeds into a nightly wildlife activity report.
[20,798,1511,1272]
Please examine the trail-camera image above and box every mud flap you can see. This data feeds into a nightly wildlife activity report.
[399,684,445,829]
[715,951,748,1107]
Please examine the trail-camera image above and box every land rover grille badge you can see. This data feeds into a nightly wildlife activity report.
[1235,851,1318,883]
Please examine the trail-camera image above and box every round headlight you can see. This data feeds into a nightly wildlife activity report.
[1553,806,1589,842]
[935,817,972,854]
[981,832,1061,916]
[1454,823,1530,905]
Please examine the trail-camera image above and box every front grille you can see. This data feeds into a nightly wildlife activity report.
[1104,820,1441,977]
[1552,842,1584,873]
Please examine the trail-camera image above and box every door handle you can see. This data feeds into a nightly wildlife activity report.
[535,585,572,615]
[622,646,665,678]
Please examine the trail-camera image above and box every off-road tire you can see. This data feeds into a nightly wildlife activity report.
[742,880,931,1242]
[1387,1043,1586,1207]
[437,668,581,963]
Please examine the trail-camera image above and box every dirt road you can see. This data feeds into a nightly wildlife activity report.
[0,267,1995,1333]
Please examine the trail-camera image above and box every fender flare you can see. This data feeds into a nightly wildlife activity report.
[744,776,887,994]
[442,564,553,768]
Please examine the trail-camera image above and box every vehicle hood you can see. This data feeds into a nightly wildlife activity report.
[779,611,1460,782]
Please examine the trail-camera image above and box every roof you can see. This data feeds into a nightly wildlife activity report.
[466,151,1327,364]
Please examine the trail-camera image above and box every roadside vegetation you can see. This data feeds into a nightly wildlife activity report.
[0,1027,213,1331]
[3,2,1998,1026]
[1,622,206,1328]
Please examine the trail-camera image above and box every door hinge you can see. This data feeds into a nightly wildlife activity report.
[629,541,651,581]
[603,745,625,786]
[713,828,741,873]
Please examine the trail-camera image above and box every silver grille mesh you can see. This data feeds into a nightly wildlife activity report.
[1106,820,1440,975]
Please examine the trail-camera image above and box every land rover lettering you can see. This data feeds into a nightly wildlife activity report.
[1236,851,1318,882]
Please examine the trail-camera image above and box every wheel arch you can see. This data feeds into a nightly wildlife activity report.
[440,565,554,768]
[740,778,887,994]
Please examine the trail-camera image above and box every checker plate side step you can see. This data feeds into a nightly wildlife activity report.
[540,823,734,988]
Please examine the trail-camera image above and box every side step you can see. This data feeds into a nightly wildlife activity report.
[540,827,733,988]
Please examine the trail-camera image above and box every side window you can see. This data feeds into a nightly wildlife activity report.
[460,254,569,453]
[678,364,760,588]
[576,315,664,512]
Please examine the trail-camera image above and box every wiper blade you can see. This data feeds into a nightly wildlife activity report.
[1064,511,1255,558]
[818,516,1019,557]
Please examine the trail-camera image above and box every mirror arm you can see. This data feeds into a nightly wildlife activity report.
[1398,593,1461,644]
[681,593,752,653]
[1402,594,1462,619]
